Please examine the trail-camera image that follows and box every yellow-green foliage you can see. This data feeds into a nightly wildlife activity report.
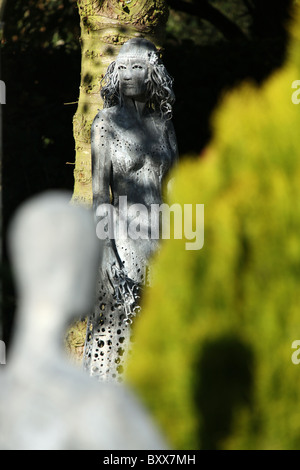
[126,7,300,450]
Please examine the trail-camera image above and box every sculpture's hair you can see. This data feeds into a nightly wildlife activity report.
[100,51,175,120]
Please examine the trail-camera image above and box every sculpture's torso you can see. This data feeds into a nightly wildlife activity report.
[84,105,177,381]
[93,106,175,281]
[107,106,172,206]
[96,106,173,201]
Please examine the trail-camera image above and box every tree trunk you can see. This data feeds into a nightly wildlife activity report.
[72,0,169,206]
[67,0,169,363]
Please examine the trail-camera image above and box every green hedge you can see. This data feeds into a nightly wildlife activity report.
[126,7,300,450]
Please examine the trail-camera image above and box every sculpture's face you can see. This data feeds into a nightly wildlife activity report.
[117,58,148,100]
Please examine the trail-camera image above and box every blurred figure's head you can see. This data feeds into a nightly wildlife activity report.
[8,191,101,320]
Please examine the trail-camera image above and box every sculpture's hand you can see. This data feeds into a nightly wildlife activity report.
[107,262,142,324]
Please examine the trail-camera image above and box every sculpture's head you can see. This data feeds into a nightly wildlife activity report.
[116,37,158,61]
[115,39,155,102]
[101,38,175,120]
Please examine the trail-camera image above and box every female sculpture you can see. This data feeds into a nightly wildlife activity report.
[83,38,178,381]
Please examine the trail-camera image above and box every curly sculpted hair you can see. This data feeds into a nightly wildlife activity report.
[100,50,175,121]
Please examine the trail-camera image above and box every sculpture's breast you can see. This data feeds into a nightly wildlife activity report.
[101,110,174,206]
[109,118,172,178]
[112,138,170,175]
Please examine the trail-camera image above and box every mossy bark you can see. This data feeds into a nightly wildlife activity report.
[72,0,169,206]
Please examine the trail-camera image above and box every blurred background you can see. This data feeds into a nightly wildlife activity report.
[1,0,293,344]
[1,0,299,449]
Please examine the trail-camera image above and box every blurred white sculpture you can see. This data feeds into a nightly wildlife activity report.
[0,191,167,450]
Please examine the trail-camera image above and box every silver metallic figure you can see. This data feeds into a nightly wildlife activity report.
[83,38,178,381]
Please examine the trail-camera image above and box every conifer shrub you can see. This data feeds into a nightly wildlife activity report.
[126,7,300,450]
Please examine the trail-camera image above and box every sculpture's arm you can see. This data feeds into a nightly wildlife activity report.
[167,119,179,166]
[166,120,179,196]
[91,111,112,221]
[91,111,123,269]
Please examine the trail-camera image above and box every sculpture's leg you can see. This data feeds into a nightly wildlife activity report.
[83,238,153,381]
[83,277,133,381]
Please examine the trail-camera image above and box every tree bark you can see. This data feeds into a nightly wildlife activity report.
[67,0,169,362]
[72,0,169,206]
